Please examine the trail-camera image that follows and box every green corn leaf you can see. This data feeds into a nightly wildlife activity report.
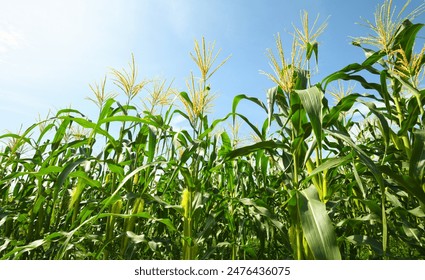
[61,116,117,148]
[267,86,278,128]
[323,93,363,127]
[240,198,272,218]
[290,91,307,135]
[233,113,264,140]
[362,101,390,148]
[379,71,393,120]
[361,50,386,67]
[296,86,323,150]
[306,154,352,179]
[410,130,425,183]
[31,166,63,176]
[222,140,284,161]
[98,115,147,124]
[297,186,341,260]
[399,95,422,136]
[198,113,232,140]
[294,69,309,90]
[147,126,157,163]
[394,20,424,61]
[156,218,177,232]
[337,214,380,227]
[179,91,193,107]
[98,98,116,121]
[232,94,267,125]
[321,51,383,92]
[51,118,71,151]
[323,72,381,93]
[106,161,124,177]
[55,157,88,190]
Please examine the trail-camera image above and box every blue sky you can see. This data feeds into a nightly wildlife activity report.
[1,0,424,135]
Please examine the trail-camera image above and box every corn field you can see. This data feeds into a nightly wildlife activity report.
[1,1,425,260]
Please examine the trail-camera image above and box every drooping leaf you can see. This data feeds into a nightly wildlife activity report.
[297,186,341,260]
[296,86,323,150]
[232,94,267,124]
[155,218,177,232]
[361,101,390,148]
[267,86,278,128]
[222,140,284,161]
[306,154,353,179]
[323,93,363,127]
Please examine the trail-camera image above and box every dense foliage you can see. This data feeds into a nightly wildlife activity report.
[1,1,424,259]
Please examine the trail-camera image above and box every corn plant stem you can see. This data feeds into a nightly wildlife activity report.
[322,169,328,203]
[183,192,194,259]
[292,132,299,190]
[104,173,116,259]
[296,219,303,260]
[185,193,194,259]
[232,245,236,260]
[71,195,81,226]
[232,230,237,260]
[290,122,304,259]
[183,107,207,259]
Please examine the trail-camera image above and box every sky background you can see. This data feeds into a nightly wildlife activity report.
[1,0,424,136]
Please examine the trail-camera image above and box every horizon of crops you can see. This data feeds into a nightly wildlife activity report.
[1,0,425,260]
